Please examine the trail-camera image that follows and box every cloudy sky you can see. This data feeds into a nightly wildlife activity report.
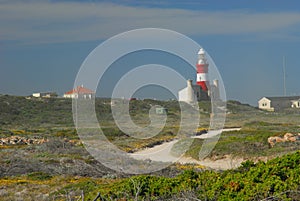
[1,0,300,105]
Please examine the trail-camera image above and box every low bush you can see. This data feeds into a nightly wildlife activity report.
[91,151,300,200]
[27,172,52,181]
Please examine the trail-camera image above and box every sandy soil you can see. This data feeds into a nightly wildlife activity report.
[130,140,179,162]
[177,156,244,170]
[130,128,244,170]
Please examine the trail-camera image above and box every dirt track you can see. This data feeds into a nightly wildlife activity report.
[131,128,243,170]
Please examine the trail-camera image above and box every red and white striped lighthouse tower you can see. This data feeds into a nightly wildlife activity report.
[196,48,209,92]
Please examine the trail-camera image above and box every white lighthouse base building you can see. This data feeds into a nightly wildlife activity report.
[178,80,197,104]
[178,80,208,103]
[178,79,219,104]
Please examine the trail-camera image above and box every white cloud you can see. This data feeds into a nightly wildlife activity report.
[1,1,300,44]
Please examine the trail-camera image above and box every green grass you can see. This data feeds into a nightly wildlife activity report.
[27,172,52,181]
[185,120,300,160]
[1,95,300,200]
[1,95,300,158]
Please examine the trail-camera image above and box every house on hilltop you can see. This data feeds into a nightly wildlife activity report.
[32,92,57,98]
[63,85,95,99]
[258,96,300,111]
[291,99,300,108]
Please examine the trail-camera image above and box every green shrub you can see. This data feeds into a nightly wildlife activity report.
[94,151,300,200]
[27,172,52,181]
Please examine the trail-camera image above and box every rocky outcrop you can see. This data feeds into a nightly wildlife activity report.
[62,138,82,146]
[0,136,48,146]
[268,133,300,147]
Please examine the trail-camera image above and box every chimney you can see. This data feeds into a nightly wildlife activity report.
[187,79,195,104]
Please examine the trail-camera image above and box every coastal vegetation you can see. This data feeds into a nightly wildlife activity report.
[0,95,300,200]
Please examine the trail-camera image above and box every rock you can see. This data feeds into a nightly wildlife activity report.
[35,193,49,201]
[268,133,300,147]
[0,136,48,146]
[0,189,8,197]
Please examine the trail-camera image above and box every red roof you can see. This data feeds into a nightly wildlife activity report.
[65,86,94,95]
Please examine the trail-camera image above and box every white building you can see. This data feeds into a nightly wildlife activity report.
[258,96,300,111]
[32,92,57,98]
[258,97,273,111]
[178,79,220,104]
[63,85,94,99]
[178,80,201,104]
[291,99,300,108]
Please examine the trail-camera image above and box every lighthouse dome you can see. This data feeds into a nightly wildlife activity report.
[198,48,205,55]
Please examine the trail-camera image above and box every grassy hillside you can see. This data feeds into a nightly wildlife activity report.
[0,95,291,128]
[187,121,300,160]
[1,95,300,200]
[1,95,300,155]
[0,95,73,128]
[0,95,182,128]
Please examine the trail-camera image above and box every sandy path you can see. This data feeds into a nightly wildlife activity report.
[192,128,241,139]
[177,156,244,170]
[130,128,243,170]
[131,140,179,162]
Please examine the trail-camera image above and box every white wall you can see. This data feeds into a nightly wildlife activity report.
[32,93,41,98]
[258,97,273,111]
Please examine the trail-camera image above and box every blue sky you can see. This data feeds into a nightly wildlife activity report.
[1,0,300,105]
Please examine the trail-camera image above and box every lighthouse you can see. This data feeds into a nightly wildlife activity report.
[196,48,209,93]
[178,48,219,103]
